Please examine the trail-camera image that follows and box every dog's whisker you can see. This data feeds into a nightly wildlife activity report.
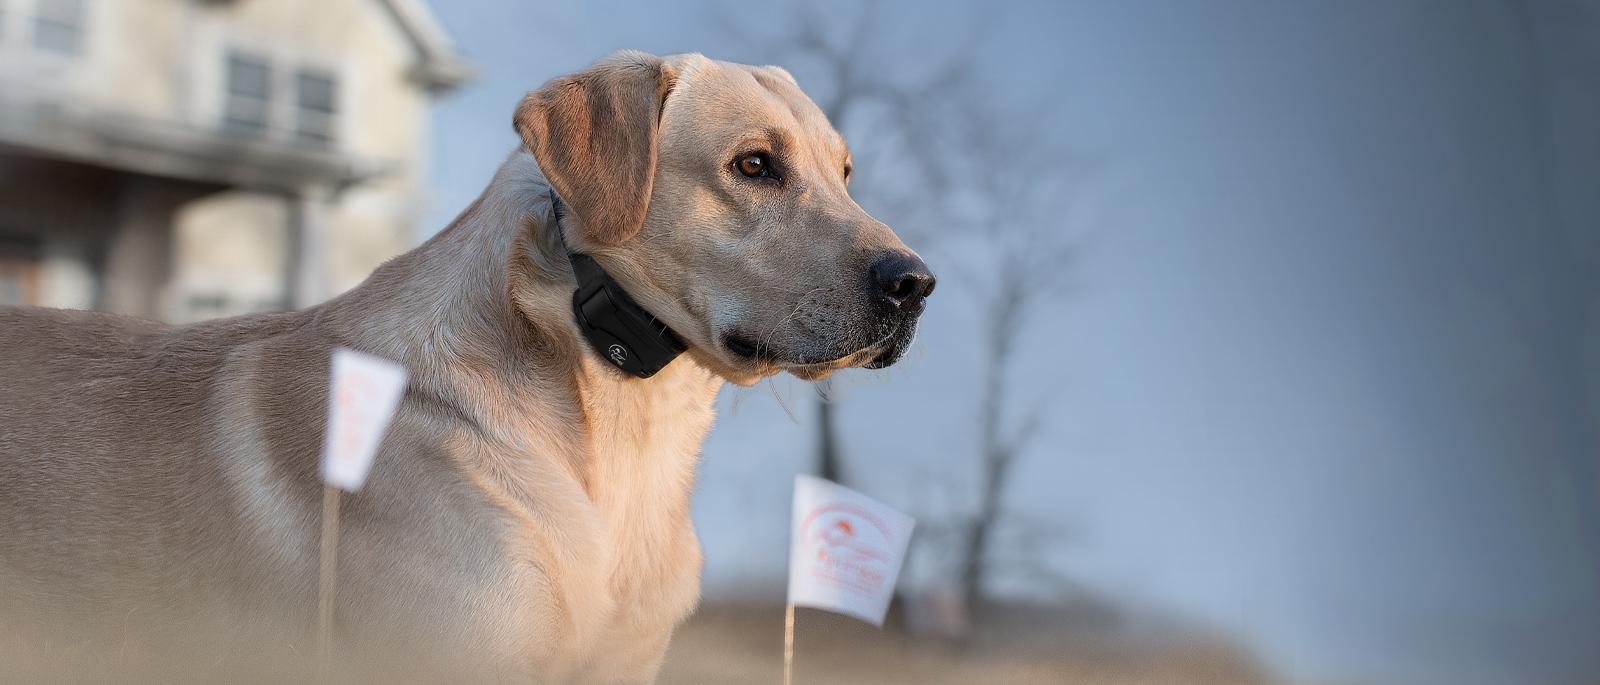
[753,285,832,361]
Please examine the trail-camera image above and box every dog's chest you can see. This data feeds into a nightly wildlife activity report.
[466,359,722,680]
[580,360,718,587]
[567,360,721,674]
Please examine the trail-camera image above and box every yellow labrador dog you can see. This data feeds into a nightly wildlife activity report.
[0,51,933,683]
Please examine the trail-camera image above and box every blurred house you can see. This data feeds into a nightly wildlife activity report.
[0,0,468,322]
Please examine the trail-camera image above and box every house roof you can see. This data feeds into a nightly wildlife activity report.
[376,0,473,92]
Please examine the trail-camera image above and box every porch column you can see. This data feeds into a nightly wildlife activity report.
[285,184,332,309]
[102,179,182,318]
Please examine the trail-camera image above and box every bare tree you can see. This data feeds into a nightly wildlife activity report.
[889,93,1084,638]
[728,2,1085,624]
[734,1,975,484]
[943,99,1084,620]
[720,5,1087,636]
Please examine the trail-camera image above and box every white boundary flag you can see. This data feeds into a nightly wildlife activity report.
[787,475,915,627]
[321,348,408,492]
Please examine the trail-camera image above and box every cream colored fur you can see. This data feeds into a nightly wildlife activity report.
[0,51,927,684]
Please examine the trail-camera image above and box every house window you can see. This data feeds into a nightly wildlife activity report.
[295,69,338,145]
[33,0,85,55]
[223,51,272,136]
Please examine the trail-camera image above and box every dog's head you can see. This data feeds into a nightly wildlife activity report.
[516,51,933,384]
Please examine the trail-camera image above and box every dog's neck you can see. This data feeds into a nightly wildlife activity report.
[320,152,565,378]
[320,152,724,479]
[305,152,717,628]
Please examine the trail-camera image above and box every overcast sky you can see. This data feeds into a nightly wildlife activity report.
[424,2,1600,684]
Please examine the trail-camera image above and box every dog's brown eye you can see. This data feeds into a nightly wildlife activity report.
[737,153,769,178]
[843,163,852,182]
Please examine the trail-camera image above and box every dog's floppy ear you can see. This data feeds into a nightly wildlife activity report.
[515,51,676,246]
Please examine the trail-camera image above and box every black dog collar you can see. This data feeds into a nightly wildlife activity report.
[550,191,685,378]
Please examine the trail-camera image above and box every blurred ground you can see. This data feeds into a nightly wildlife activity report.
[659,601,1279,685]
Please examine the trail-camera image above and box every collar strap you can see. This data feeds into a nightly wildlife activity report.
[550,191,685,378]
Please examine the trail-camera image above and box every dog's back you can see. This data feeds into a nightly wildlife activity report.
[0,307,328,669]
[0,305,517,682]
[0,307,204,603]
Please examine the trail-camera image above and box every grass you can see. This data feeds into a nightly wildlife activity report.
[659,601,1280,685]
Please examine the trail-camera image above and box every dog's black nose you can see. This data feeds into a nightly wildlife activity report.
[871,253,936,313]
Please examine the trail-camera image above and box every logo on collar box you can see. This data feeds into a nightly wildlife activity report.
[566,252,684,379]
